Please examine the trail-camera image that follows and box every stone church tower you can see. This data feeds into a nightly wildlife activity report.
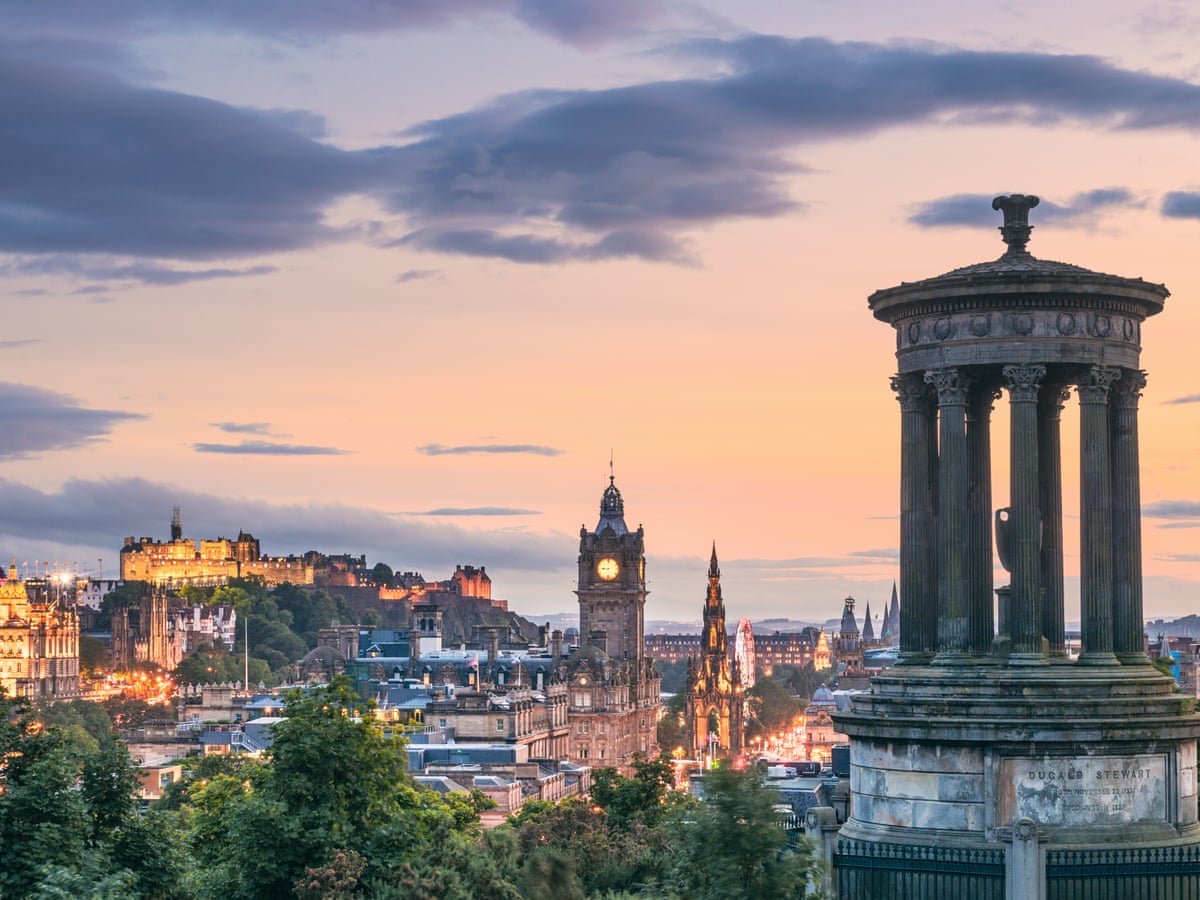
[567,474,661,773]
[685,545,744,760]
[575,475,647,665]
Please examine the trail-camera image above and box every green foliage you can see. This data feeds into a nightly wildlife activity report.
[657,691,687,752]
[590,753,675,830]
[183,675,494,899]
[97,581,147,630]
[103,695,169,729]
[656,658,690,693]
[770,662,826,700]
[37,697,117,748]
[79,634,108,674]
[371,562,395,588]
[0,692,187,898]
[745,678,803,744]
[174,580,359,686]
[1152,654,1177,680]
[668,767,815,900]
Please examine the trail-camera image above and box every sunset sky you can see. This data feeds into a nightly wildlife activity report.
[3,1,1200,627]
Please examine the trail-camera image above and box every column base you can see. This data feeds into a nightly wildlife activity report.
[1076,651,1121,666]
[931,650,977,667]
[1117,653,1153,666]
[896,651,935,666]
[1006,651,1050,667]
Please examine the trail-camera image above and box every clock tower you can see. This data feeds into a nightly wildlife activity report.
[576,475,647,665]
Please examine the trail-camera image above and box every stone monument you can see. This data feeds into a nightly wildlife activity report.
[829,195,1200,897]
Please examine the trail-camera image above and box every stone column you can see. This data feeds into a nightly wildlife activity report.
[1112,369,1149,665]
[1038,385,1070,658]
[1003,364,1047,663]
[927,367,974,662]
[892,374,937,664]
[1077,366,1121,665]
[967,384,998,655]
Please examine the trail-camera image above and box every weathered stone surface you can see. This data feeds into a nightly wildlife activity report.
[999,755,1167,827]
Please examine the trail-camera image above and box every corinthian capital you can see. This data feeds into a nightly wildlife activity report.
[1110,369,1147,410]
[1002,364,1046,402]
[890,373,931,411]
[1077,366,1121,404]
[924,367,974,406]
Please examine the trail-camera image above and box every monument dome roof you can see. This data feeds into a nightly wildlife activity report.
[869,193,1168,322]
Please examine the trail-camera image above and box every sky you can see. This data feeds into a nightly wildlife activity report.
[3,1,1200,628]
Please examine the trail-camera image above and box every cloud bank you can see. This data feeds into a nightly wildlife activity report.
[0,383,144,459]
[1,1,666,48]
[193,440,348,456]
[7,37,1200,269]
[0,477,570,575]
[416,443,564,456]
[910,188,1143,229]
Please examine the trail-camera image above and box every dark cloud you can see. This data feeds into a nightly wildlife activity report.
[0,476,572,575]
[211,422,275,435]
[1143,500,1200,519]
[1162,191,1200,219]
[416,442,563,456]
[1164,393,1200,405]
[0,1,664,48]
[415,507,542,516]
[9,37,1200,266]
[395,268,439,283]
[0,339,41,349]
[0,382,144,458]
[3,256,278,285]
[1158,553,1200,562]
[910,187,1142,229]
[193,440,348,456]
[0,50,372,260]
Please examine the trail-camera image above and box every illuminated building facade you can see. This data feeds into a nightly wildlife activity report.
[0,564,80,699]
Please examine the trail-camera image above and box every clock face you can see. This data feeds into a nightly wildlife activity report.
[596,557,620,581]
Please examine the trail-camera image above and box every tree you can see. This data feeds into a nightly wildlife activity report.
[745,678,802,744]
[371,562,395,588]
[657,691,687,753]
[669,767,817,900]
[97,580,147,630]
[590,753,676,830]
[0,692,187,898]
[80,634,109,674]
[185,676,487,899]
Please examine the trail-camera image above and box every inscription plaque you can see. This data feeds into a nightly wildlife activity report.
[1000,755,1168,826]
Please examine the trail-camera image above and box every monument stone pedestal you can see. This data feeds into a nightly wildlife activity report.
[837,665,1200,848]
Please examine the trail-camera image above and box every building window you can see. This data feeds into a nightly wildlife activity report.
[439,719,447,728]
[496,719,505,732]
[577,722,589,735]
[599,723,605,734]
[574,692,592,707]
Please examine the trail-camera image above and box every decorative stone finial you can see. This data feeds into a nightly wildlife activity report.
[991,194,1040,253]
